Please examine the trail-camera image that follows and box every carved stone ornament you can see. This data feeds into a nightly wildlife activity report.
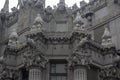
[68,52,91,67]
[26,14,44,36]
[35,0,44,8]
[0,56,19,80]
[11,7,18,13]
[45,6,53,15]
[8,29,21,51]
[0,68,20,80]
[23,50,48,68]
[74,35,89,52]
[101,27,115,48]
[73,12,84,25]
[99,66,120,80]
[84,5,93,21]
[57,0,66,12]
[73,24,86,32]
[72,3,79,14]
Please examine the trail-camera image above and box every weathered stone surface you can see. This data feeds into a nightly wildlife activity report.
[0,0,120,80]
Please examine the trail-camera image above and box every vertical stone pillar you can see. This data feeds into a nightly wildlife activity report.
[68,53,91,80]
[74,66,87,80]
[29,67,42,80]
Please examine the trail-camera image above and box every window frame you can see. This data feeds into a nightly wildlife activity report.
[49,60,68,80]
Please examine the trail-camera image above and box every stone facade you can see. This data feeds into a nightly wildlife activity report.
[0,0,120,80]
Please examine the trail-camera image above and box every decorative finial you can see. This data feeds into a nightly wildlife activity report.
[34,14,44,26]
[80,0,87,7]
[3,0,9,12]
[9,28,18,41]
[101,27,114,48]
[8,28,22,51]
[73,12,85,31]
[102,27,111,39]
[73,12,83,25]
[26,14,44,36]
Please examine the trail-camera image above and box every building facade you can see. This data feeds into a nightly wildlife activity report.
[0,0,120,80]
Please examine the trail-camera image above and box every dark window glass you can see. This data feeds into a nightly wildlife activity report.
[50,61,67,80]
[50,64,67,73]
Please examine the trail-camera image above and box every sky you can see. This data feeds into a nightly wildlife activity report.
[0,0,89,11]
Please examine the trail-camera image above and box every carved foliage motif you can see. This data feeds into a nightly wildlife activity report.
[68,52,91,67]
[23,49,47,68]
[99,66,120,80]
[0,68,19,80]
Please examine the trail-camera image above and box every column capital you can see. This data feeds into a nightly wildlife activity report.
[23,50,48,69]
[68,52,91,69]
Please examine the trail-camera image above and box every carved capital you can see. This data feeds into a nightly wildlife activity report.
[68,52,91,68]
[23,50,48,68]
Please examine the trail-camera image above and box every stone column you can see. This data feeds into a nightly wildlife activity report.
[29,67,42,80]
[68,53,91,80]
[24,53,47,80]
[74,66,87,80]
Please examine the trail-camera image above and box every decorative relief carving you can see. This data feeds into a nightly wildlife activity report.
[7,29,26,52]
[0,68,20,80]
[57,0,66,12]
[72,3,79,15]
[23,50,48,68]
[68,52,91,67]
[99,66,120,80]
[26,14,44,37]
[0,56,20,80]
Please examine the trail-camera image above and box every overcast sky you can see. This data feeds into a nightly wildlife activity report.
[0,0,89,11]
